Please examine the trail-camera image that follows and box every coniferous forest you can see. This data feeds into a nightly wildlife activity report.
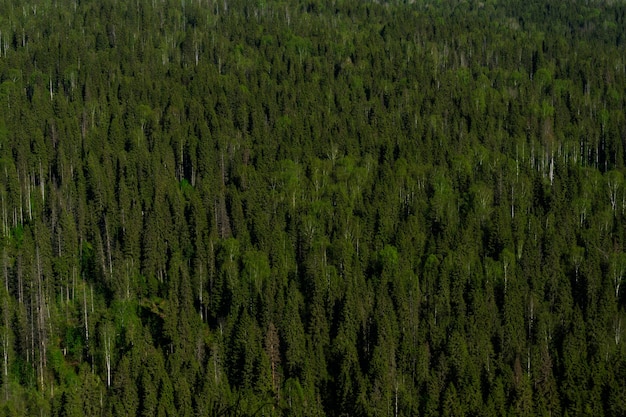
[0,0,626,415]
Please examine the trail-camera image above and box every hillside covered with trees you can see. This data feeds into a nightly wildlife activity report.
[0,0,626,415]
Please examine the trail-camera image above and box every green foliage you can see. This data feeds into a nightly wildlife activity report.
[0,0,624,414]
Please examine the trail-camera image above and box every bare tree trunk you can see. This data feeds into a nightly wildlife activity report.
[39,161,45,204]
[265,322,281,402]
[2,295,9,400]
[83,281,89,347]
[17,256,23,305]
[198,264,203,321]
[105,216,113,280]
[103,324,112,388]
[1,193,6,237]
[26,176,32,222]
[36,246,47,391]
[2,249,7,294]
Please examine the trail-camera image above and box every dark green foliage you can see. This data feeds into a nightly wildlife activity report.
[0,0,625,414]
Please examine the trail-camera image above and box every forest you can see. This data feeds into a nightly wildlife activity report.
[0,0,625,415]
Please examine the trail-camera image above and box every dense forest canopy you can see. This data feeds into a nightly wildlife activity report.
[0,0,625,415]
